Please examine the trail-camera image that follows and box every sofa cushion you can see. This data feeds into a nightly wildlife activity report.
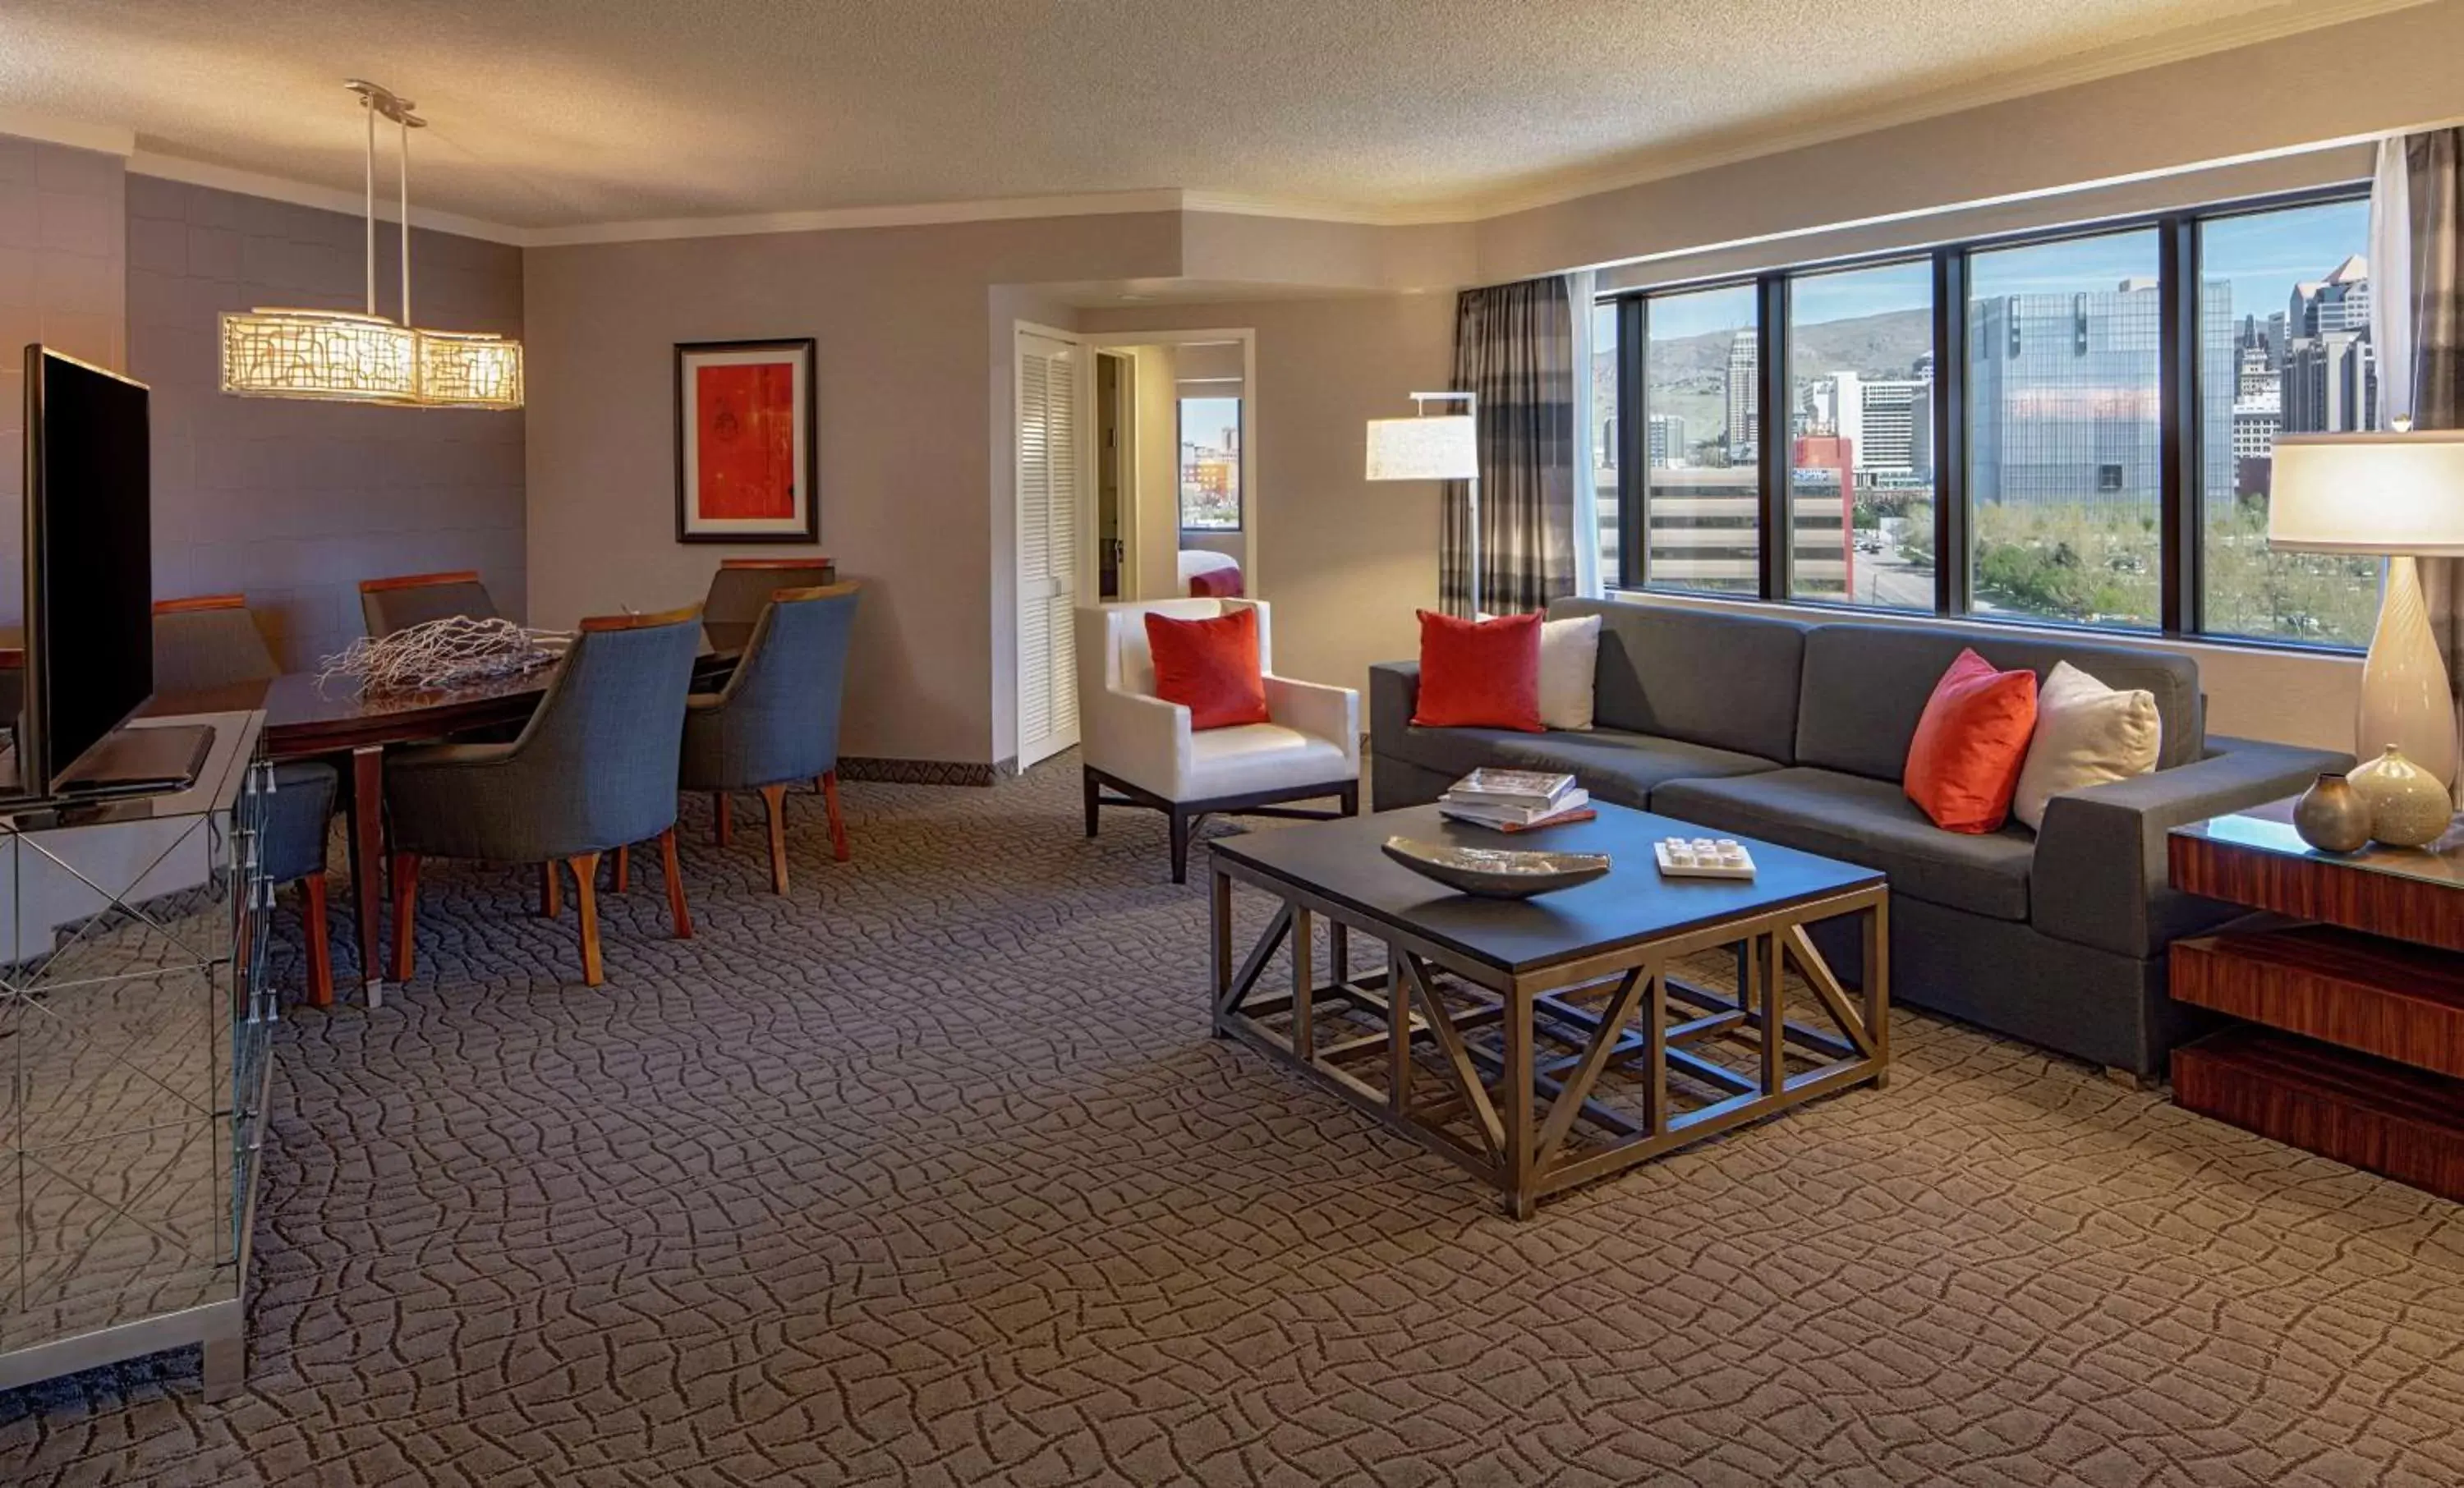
[1795,622,2203,783]
[1415,610,1543,731]
[1379,722,1778,810]
[1653,767,2034,921]
[1546,598,1808,764]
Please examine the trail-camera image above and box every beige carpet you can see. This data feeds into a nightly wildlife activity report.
[3,757,2462,1486]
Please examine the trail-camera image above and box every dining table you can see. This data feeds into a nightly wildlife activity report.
[148,632,745,1005]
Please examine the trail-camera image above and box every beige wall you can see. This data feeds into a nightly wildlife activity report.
[523,213,1179,765]
[1085,294,1455,696]
[1127,344,1179,601]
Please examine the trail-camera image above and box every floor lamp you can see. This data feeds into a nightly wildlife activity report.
[2269,426,2464,789]
[1367,392,1482,617]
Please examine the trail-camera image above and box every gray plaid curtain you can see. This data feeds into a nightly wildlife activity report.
[2403,130,2464,694]
[1443,278,1576,616]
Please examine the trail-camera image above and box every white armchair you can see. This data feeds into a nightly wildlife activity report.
[1076,598,1360,882]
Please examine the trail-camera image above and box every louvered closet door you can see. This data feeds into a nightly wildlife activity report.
[1016,330,1083,769]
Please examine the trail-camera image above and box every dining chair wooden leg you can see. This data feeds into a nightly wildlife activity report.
[612,843,631,893]
[538,862,562,918]
[302,873,334,1009]
[713,792,732,847]
[568,853,605,986]
[757,783,791,894]
[388,852,421,983]
[659,827,693,939]
[821,770,850,862]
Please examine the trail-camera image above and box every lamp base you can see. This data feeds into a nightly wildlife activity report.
[2358,554,2461,792]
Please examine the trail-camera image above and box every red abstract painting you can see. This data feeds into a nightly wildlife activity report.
[694,362,798,520]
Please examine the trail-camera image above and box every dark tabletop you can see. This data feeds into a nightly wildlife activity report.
[1209,801,1885,977]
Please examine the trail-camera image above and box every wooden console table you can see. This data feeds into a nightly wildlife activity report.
[2167,801,2464,1200]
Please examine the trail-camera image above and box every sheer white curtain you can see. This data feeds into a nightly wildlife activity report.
[1565,269,1604,598]
[2371,139,2414,422]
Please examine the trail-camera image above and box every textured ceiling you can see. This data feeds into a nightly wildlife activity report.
[0,0,2422,230]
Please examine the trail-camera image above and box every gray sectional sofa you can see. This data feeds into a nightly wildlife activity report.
[1368,597,2351,1077]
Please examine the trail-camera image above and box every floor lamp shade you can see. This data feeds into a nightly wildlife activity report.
[2269,429,2464,791]
[1365,416,1478,481]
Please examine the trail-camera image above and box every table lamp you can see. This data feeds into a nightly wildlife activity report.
[2269,426,2464,788]
[1367,392,1481,616]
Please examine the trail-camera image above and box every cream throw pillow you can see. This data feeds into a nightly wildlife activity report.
[2012,661,2161,830]
[1538,614,1600,732]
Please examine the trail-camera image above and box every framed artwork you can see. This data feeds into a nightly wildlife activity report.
[674,338,817,543]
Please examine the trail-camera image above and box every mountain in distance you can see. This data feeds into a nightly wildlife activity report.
[1590,305,1934,439]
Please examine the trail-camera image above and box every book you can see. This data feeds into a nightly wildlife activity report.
[1440,788,1591,829]
[1446,768,1576,809]
[1493,807,1597,834]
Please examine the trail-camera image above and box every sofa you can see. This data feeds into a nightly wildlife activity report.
[1368,597,2351,1077]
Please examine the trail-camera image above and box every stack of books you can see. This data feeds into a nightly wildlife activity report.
[1438,769,1592,832]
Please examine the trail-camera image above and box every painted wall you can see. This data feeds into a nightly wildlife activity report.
[1129,343,1179,600]
[126,175,526,668]
[522,213,1181,766]
[1084,294,1456,696]
[0,136,126,630]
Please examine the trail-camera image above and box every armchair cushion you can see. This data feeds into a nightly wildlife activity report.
[1189,724,1351,799]
[1145,608,1268,730]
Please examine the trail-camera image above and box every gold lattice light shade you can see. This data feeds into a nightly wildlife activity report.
[417,330,525,410]
[218,309,418,403]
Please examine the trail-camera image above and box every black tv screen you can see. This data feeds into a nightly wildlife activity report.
[25,347,153,794]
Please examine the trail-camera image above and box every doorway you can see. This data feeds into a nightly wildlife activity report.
[1080,330,1256,607]
[1095,351,1130,601]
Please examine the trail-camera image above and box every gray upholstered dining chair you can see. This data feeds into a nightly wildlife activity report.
[384,604,702,987]
[701,557,835,633]
[359,569,500,639]
[152,595,340,1005]
[680,582,859,893]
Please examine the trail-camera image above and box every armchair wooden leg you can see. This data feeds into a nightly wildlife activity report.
[301,873,334,1009]
[713,792,732,847]
[538,862,562,918]
[1170,809,1193,885]
[821,770,850,862]
[387,852,421,983]
[659,827,693,939]
[759,783,791,894]
[612,844,631,893]
[1083,766,1101,838]
[1340,783,1359,817]
[568,853,605,987]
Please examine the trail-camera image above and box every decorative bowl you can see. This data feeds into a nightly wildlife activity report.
[1381,836,1611,899]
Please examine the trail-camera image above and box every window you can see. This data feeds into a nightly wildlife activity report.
[1965,229,2163,631]
[1595,184,2373,654]
[2197,199,2380,646]
[1592,301,1620,576]
[1787,260,1935,609]
[1641,282,1760,593]
[1177,397,1240,530]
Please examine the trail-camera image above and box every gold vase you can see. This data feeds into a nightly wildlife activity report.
[2349,745,2454,849]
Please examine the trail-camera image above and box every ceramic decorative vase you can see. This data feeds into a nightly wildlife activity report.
[2349,746,2455,849]
[2292,772,2372,854]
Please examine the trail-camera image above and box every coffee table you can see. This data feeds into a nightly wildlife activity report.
[1207,801,1890,1217]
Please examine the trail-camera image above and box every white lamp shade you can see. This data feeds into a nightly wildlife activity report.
[2269,429,2464,556]
[1366,414,1477,480]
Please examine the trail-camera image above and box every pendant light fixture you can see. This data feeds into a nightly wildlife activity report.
[218,80,523,410]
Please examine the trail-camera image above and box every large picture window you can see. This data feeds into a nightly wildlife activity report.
[1178,397,1241,530]
[1599,185,2379,652]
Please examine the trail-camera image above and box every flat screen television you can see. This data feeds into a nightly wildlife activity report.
[21,346,187,797]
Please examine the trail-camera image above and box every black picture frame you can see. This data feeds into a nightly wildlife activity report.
[674,337,819,544]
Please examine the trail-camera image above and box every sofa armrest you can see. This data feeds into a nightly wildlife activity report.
[1265,675,1359,767]
[2032,734,2353,958]
[1084,687,1193,801]
[1368,662,1421,756]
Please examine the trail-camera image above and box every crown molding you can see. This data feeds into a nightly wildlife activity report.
[126,150,530,245]
[0,105,136,158]
[522,190,1188,247]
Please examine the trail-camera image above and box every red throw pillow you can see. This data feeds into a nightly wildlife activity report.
[1905,648,2039,834]
[1145,608,1269,731]
[1413,610,1542,732]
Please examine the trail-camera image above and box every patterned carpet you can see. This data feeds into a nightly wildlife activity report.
[4,758,2464,1486]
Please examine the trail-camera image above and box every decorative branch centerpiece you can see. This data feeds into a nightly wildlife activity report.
[319,616,568,694]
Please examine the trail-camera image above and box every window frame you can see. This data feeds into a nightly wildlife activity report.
[1175,394,1243,532]
[1601,180,2374,655]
